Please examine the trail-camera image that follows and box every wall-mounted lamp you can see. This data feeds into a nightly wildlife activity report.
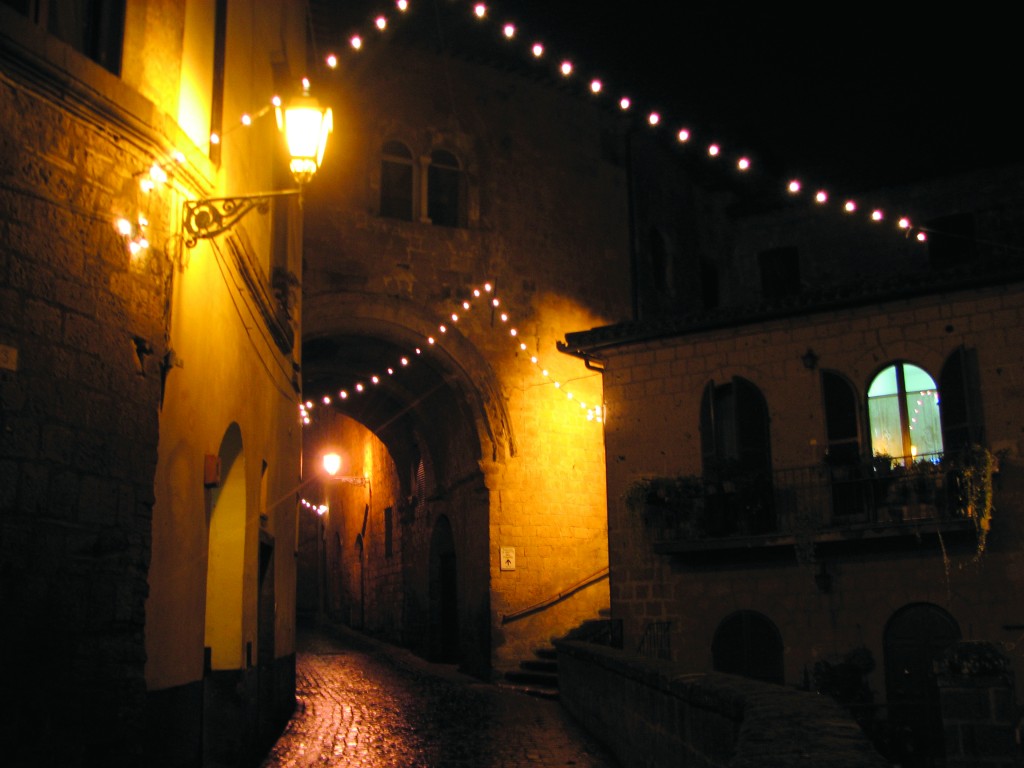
[801,348,819,370]
[322,452,368,486]
[182,84,333,247]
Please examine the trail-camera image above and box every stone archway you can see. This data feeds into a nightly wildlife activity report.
[301,294,510,675]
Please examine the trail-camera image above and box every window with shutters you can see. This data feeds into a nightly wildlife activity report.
[939,346,984,452]
[699,377,775,534]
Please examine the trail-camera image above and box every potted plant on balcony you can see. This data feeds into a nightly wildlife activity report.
[624,475,705,540]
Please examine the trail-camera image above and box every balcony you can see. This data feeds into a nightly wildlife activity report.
[632,451,994,560]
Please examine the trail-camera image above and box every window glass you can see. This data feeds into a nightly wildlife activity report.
[380,141,413,220]
[4,0,125,74]
[940,346,984,450]
[868,363,942,461]
[822,371,859,464]
[51,0,125,74]
[427,149,460,227]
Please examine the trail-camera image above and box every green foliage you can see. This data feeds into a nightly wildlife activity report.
[955,444,997,557]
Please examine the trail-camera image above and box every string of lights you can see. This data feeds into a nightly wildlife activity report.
[114,0,943,433]
[319,0,929,242]
[300,279,606,427]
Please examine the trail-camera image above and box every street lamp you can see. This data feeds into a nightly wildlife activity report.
[321,451,368,486]
[182,82,333,246]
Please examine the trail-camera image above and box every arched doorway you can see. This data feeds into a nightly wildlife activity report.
[712,610,785,684]
[884,603,961,767]
[429,516,459,663]
[203,423,247,766]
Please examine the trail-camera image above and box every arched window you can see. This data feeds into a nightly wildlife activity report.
[867,362,943,462]
[700,377,774,534]
[939,346,984,452]
[822,371,865,518]
[712,610,784,684]
[380,140,413,220]
[427,149,461,227]
[822,371,861,465]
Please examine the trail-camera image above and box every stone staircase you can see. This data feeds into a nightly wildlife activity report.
[501,612,619,700]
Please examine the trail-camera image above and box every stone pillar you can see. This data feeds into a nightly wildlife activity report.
[937,641,1022,767]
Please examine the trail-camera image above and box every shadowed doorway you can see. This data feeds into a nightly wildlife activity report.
[429,516,459,663]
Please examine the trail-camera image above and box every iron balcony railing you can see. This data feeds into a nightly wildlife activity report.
[643,452,987,545]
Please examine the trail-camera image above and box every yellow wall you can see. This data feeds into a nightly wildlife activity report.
[144,0,308,691]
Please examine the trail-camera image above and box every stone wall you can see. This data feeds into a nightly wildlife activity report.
[301,34,630,675]
[937,641,1022,767]
[0,11,168,762]
[598,283,1024,690]
[556,639,887,768]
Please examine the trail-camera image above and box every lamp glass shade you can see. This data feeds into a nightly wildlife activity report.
[322,452,342,477]
[277,94,333,184]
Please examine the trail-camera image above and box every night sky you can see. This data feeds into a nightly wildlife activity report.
[500,2,1018,190]
[313,2,1018,193]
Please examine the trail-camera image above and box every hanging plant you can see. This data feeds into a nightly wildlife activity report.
[624,475,705,539]
[953,445,998,558]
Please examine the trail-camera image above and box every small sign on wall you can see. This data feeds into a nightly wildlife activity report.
[500,546,515,571]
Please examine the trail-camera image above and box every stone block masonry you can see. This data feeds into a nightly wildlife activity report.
[556,639,888,768]
[0,66,166,764]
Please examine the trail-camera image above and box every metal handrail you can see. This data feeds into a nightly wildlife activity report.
[500,566,610,624]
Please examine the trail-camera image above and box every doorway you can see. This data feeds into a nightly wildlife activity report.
[428,516,459,663]
[884,603,961,767]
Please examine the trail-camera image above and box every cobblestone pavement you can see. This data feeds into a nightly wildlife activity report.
[261,626,620,768]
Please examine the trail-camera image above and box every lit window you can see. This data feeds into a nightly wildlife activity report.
[867,362,943,462]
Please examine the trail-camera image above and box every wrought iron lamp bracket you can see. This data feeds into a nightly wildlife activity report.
[182,189,299,247]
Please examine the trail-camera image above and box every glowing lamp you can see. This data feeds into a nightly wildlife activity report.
[322,453,342,477]
[276,88,333,185]
[183,82,333,246]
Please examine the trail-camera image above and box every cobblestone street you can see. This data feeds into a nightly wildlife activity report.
[261,627,620,768]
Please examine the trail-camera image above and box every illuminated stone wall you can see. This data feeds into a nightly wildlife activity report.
[302,40,632,675]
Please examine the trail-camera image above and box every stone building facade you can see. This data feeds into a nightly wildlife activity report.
[561,163,1024,766]
[297,20,633,676]
[1,2,311,765]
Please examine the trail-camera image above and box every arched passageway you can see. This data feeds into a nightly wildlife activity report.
[300,303,505,676]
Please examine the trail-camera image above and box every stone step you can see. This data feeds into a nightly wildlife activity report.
[520,658,557,674]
